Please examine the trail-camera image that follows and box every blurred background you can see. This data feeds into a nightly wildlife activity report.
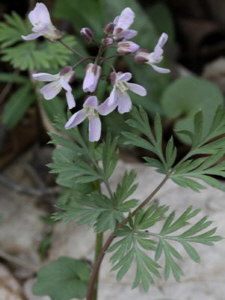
[0,0,225,299]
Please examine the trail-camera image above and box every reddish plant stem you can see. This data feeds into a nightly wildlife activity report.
[86,233,114,300]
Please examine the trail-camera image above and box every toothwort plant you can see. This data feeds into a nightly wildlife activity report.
[22,3,224,300]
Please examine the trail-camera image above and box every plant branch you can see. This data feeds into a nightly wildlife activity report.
[58,40,85,58]
[86,174,169,300]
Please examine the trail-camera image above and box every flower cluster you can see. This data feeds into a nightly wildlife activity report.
[22,3,170,141]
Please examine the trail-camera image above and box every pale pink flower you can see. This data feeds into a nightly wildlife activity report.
[33,66,76,109]
[98,72,147,115]
[113,8,137,41]
[21,3,62,41]
[83,63,101,93]
[135,33,170,73]
[65,96,103,142]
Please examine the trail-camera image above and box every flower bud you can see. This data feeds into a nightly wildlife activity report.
[104,23,115,35]
[83,63,101,93]
[80,27,94,43]
[102,37,113,45]
[117,41,140,55]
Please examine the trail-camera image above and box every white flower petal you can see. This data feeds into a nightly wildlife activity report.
[60,77,72,92]
[117,92,132,114]
[98,98,118,116]
[157,33,168,48]
[126,83,147,96]
[151,64,170,73]
[121,29,137,39]
[40,81,61,100]
[66,91,76,109]
[116,7,135,31]
[21,33,42,40]
[32,73,59,82]
[108,86,119,105]
[83,96,98,108]
[29,3,51,27]
[65,109,86,129]
[117,72,132,82]
[89,116,101,142]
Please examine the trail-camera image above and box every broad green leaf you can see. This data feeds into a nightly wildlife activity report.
[33,257,90,300]
[161,76,224,143]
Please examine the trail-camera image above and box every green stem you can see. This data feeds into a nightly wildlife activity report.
[93,232,103,300]
[58,39,85,58]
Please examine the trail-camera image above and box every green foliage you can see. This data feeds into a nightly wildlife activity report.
[55,192,124,232]
[0,11,76,70]
[1,36,76,71]
[172,108,225,191]
[33,257,90,300]
[2,84,35,129]
[109,205,221,290]
[123,106,176,173]
[161,76,224,143]
[102,135,119,179]
[108,204,167,291]
[54,171,138,232]
[154,206,222,281]
[124,106,225,191]
[0,12,28,48]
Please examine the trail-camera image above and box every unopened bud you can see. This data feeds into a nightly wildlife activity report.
[102,37,113,45]
[80,27,94,43]
[104,23,115,35]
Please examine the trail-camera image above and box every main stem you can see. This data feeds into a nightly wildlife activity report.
[86,174,169,300]
[92,232,103,300]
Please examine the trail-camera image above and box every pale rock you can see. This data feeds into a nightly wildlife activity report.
[0,263,24,300]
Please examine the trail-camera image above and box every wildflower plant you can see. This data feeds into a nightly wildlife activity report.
[18,2,225,300]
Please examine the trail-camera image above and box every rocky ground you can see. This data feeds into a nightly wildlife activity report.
[0,154,225,300]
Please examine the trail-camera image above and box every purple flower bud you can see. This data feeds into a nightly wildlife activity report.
[104,23,115,35]
[102,37,114,45]
[117,41,140,55]
[83,63,101,93]
[80,27,94,43]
